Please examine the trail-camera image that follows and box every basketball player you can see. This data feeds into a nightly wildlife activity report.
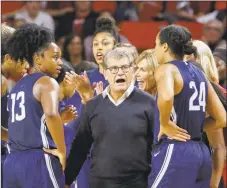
[3,23,65,188]
[149,25,226,188]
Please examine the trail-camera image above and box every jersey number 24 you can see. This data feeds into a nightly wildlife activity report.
[10,91,26,123]
[189,81,206,112]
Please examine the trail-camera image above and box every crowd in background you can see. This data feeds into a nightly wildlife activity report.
[1,1,227,188]
[2,2,226,76]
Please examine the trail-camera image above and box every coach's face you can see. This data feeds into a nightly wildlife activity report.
[104,57,133,93]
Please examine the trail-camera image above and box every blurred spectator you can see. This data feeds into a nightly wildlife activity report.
[202,20,226,51]
[216,8,227,41]
[43,1,74,17]
[72,2,99,38]
[162,1,196,24]
[15,2,55,32]
[56,36,66,53]
[115,1,139,23]
[55,2,99,40]
[84,11,130,61]
[213,48,227,88]
[62,34,97,74]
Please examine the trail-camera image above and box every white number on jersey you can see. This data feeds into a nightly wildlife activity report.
[189,81,206,112]
[11,91,26,122]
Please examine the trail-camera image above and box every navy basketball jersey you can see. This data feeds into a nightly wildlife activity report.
[7,73,57,152]
[154,60,208,143]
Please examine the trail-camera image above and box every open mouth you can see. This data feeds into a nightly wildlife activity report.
[116,78,126,83]
[96,52,103,60]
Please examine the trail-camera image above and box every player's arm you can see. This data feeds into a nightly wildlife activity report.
[203,81,226,132]
[155,64,190,141]
[65,104,93,186]
[1,126,8,141]
[206,129,226,188]
[34,76,66,169]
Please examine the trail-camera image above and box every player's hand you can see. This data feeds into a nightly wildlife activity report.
[65,185,70,188]
[60,105,78,124]
[43,148,66,171]
[95,81,104,95]
[65,71,92,94]
[158,121,191,142]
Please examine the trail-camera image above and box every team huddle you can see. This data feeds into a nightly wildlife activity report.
[1,16,226,188]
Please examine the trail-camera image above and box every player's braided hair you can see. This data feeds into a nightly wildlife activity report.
[94,17,119,42]
[159,24,197,59]
[1,24,15,62]
[5,23,54,67]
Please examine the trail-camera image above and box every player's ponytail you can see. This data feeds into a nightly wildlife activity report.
[94,17,119,42]
[183,41,197,55]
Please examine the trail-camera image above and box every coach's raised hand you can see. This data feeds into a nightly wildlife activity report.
[158,121,191,142]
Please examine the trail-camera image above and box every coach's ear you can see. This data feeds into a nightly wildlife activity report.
[33,54,42,66]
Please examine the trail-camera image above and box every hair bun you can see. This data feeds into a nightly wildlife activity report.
[183,41,197,55]
[96,17,116,31]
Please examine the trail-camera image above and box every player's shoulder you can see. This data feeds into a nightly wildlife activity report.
[35,75,58,88]
[155,63,176,77]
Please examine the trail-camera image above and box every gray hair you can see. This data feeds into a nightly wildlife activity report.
[114,43,138,64]
[104,48,132,68]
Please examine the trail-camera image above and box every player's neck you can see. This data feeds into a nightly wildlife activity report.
[164,54,180,64]
[98,64,104,74]
[30,67,42,74]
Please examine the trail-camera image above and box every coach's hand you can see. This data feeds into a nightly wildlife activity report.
[158,121,191,142]
[43,148,66,171]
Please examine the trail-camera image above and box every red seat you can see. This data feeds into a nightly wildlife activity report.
[173,21,204,40]
[216,2,226,11]
[139,2,163,21]
[119,21,168,49]
[92,2,116,14]
[1,1,25,15]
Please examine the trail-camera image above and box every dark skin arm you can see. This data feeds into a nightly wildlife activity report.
[1,126,8,141]
[207,129,226,188]
[155,64,191,141]
[33,76,66,170]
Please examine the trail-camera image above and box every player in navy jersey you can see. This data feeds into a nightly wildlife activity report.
[3,23,65,188]
[149,25,226,188]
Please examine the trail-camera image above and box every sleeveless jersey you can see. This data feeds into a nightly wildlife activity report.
[7,73,57,152]
[154,60,208,143]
